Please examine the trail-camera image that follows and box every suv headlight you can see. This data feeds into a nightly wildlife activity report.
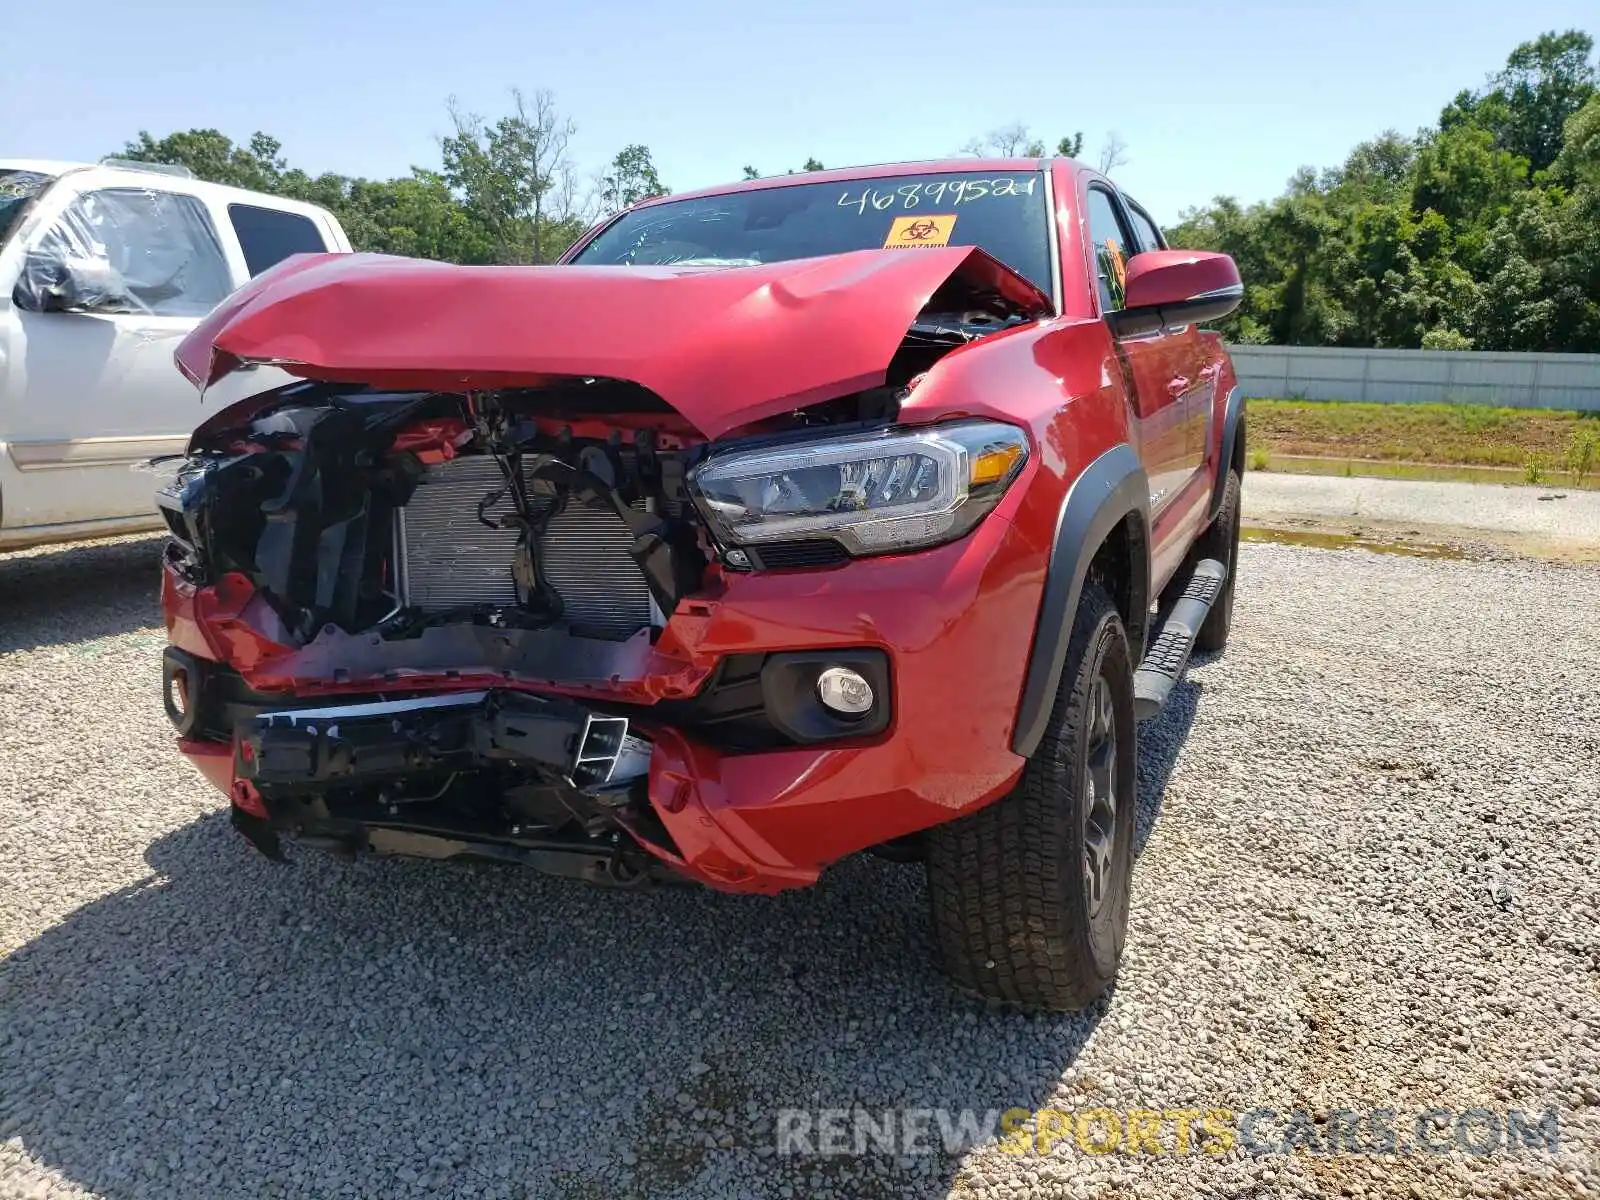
[687,420,1029,557]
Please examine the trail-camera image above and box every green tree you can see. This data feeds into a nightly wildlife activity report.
[440,87,580,263]
[745,158,827,176]
[1170,26,1600,354]
[1490,31,1597,172]
[600,144,669,213]
[120,129,286,191]
[117,128,517,265]
[344,171,495,263]
[1421,328,1474,350]
[1410,123,1528,236]
[1555,93,1600,183]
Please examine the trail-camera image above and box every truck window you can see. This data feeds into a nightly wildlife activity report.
[1,169,56,248]
[25,187,233,317]
[228,204,329,276]
[1085,187,1135,313]
[1122,199,1166,253]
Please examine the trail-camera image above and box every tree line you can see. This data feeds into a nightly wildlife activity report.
[119,91,857,267]
[1168,30,1600,354]
[121,88,666,266]
[118,35,1600,355]
[120,99,1107,271]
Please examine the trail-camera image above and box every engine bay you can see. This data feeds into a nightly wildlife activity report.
[159,382,728,650]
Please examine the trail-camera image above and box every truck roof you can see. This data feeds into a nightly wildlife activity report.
[0,157,350,236]
[0,158,339,222]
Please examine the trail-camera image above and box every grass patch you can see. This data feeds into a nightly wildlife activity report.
[1253,454,1599,489]
[1246,399,1595,468]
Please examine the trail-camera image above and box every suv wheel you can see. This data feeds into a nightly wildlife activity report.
[1194,468,1242,653]
[926,582,1136,1012]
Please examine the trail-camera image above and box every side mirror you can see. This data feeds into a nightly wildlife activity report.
[1107,250,1242,338]
[13,251,134,314]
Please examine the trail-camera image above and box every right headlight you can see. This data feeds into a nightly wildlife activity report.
[687,420,1030,558]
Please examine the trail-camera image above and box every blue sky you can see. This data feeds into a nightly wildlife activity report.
[5,0,1595,224]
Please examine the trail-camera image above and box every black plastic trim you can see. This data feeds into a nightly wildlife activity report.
[1133,557,1227,721]
[746,540,850,570]
[647,653,784,750]
[1210,386,1245,521]
[1107,287,1244,339]
[183,660,336,743]
[1010,443,1150,759]
[161,647,206,738]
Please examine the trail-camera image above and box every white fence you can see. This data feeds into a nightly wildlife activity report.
[1227,345,1600,412]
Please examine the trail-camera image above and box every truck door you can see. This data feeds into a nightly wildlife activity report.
[1083,183,1212,592]
[1122,194,1221,513]
[1,180,236,529]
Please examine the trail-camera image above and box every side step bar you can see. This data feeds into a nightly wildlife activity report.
[1133,557,1228,722]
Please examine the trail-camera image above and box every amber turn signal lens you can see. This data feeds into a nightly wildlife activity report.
[969,444,1024,486]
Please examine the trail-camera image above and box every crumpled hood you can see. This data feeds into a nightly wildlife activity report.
[175,247,1052,439]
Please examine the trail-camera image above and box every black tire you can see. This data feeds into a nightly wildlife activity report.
[1194,469,1241,653]
[925,582,1137,1012]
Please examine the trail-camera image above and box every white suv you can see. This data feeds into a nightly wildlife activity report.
[0,158,352,550]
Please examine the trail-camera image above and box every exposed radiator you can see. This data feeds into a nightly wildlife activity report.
[395,454,656,640]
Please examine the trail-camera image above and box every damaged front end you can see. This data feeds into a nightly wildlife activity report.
[160,384,734,884]
[157,246,1046,889]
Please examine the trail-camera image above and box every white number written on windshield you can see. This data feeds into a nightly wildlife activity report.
[837,177,1038,215]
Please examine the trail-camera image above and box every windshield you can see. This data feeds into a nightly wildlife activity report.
[0,170,56,248]
[571,170,1053,297]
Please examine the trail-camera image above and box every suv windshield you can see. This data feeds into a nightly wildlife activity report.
[571,170,1053,295]
[0,170,56,247]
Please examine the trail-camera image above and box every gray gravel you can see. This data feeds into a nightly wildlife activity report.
[2,532,1598,1199]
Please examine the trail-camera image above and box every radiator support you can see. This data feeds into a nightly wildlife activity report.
[395,455,657,640]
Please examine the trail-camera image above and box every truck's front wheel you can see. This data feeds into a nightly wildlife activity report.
[926,582,1136,1012]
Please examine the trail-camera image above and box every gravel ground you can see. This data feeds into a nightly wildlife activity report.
[1244,474,1600,547]
[1,532,1597,1200]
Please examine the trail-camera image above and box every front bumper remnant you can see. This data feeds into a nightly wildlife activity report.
[239,690,648,796]
[175,504,1046,894]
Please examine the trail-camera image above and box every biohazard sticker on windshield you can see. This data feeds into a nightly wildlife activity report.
[883,214,957,249]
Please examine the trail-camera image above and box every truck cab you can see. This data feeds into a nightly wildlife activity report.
[0,158,352,550]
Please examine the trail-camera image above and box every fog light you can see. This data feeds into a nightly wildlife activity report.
[816,666,874,716]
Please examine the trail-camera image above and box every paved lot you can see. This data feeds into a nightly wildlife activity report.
[1,529,1597,1199]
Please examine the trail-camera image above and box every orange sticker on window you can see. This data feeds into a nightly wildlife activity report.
[883,214,957,249]
[1106,237,1127,293]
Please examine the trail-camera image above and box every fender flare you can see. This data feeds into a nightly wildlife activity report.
[1011,443,1151,759]
[1210,386,1245,521]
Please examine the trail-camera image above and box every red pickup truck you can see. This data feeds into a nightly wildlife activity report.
[157,157,1245,1012]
